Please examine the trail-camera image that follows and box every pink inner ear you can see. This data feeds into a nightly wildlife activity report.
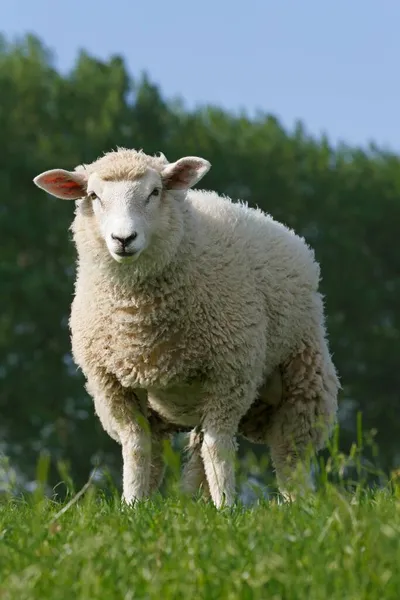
[173,165,196,186]
[164,163,198,190]
[36,170,87,199]
[162,157,209,191]
[43,174,81,190]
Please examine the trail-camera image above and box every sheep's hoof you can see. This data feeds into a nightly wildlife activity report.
[121,494,142,509]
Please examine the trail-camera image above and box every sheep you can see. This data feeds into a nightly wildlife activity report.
[33,147,340,508]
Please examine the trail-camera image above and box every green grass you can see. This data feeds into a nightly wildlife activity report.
[1,480,400,600]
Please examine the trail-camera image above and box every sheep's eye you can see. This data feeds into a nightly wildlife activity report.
[146,188,160,204]
[88,191,98,201]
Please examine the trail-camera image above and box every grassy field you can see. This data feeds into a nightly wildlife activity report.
[1,477,400,600]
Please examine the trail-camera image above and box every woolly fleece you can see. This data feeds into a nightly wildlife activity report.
[36,148,340,507]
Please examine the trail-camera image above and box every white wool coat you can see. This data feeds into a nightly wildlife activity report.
[70,187,337,440]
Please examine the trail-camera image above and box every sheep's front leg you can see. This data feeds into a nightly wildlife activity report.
[87,373,152,505]
[120,425,151,504]
[119,388,152,504]
[201,429,237,508]
[201,384,256,509]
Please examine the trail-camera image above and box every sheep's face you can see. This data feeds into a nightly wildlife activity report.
[33,153,211,264]
[86,169,165,263]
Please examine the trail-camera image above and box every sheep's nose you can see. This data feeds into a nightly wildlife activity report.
[111,232,138,246]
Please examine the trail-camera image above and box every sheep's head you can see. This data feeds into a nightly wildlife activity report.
[33,150,211,264]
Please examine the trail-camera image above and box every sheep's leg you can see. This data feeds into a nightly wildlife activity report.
[119,388,152,504]
[120,425,151,504]
[184,362,281,497]
[201,384,257,509]
[148,435,168,495]
[146,408,180,496]
[266,340,339,501]
[181,429,210,499]
[201,428,237,508]
[87,373,152,504]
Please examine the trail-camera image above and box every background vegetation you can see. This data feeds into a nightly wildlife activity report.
[1,33,399,492]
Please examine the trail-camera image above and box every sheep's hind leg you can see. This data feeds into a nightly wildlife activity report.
[266,340,339,501]
[148,435,167,495]
[181,428,210,500]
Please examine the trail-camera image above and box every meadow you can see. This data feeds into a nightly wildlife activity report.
[1,449,399,600]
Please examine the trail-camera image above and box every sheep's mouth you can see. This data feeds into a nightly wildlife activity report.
[114,250,136,258]
[110,248,142,264]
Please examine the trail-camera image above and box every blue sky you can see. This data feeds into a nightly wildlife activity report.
[3,0,400,150]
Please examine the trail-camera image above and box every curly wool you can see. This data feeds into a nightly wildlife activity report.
[75,147,169,181]
[66,148,339,505]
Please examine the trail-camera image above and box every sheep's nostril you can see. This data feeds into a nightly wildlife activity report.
[111,232,137,246]
[125,232,138,244]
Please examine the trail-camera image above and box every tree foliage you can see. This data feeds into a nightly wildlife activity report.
[1,34,399,486]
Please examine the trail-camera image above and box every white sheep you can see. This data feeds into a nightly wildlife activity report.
[33,148,339,508]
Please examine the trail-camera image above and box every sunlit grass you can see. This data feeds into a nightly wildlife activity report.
[1,431,400,600]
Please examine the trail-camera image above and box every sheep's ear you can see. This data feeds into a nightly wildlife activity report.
[161,156,211,190]
[33,169,87,200]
